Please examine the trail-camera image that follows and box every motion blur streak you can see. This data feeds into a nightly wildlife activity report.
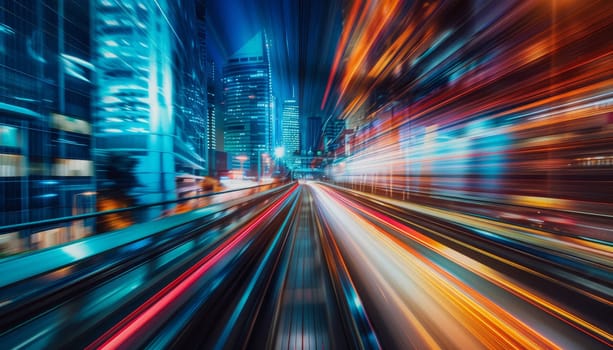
[310,183,560,349]
[312,191,382,349]
[308,182,612,349]
[321,0,363,110]
[322,185,612,346]
[212,187,299,348]
[88,184,298,350]
[327,0,613,248]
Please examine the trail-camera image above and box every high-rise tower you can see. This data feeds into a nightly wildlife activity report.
[282,99,300,157]
[0,0,95,242]
[207,60,217,152]
[223,32,272,176]
[95,0,207,209]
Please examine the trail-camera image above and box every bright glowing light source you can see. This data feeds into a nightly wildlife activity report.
[61,243,92,260]
[274,146,285,158]
[102,51,118,58]
[104,128,123,133]
[105,40,118,47]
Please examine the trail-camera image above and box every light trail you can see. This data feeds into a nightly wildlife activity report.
[321,184,613,347]
[309,182,612,349]
[87,184,298,350]
[313,186,558,348]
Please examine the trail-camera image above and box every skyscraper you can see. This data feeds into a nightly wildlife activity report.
[223,32,273,176]
[170,1,207,176]
[207,59,217,152]
[282,99,300,156]
[95,0,207,209]
[272,95,279,148]
[0,0,94,244]
[323,116,345,154]
[206,59,220,177]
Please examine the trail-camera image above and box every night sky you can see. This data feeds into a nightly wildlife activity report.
[206,0,343,120]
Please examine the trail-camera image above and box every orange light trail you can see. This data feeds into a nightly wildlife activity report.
[320,184,613,347]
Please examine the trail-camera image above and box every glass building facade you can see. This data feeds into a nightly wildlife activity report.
[223,32,272,176]
[95,0,207,209]
[281,99,299,156]
[0,1,94,246]
[170,0,207,177]
[323,116,344,154]
[207,59,216,152]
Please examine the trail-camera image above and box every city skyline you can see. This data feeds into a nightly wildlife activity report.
[0,1,611,348]
[0,0,320,234]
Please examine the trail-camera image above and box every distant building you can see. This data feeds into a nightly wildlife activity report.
[223,32,273,176]
[207,59,219,177]
[323,116,345,154]
[95,0,207,209]
[0,0,95,247]
[282,99,300,156]
[272,95,280,148]
[212,150,229,178]
[207,60,217,153]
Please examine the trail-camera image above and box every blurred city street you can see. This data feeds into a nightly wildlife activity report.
[0,0,612,348]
